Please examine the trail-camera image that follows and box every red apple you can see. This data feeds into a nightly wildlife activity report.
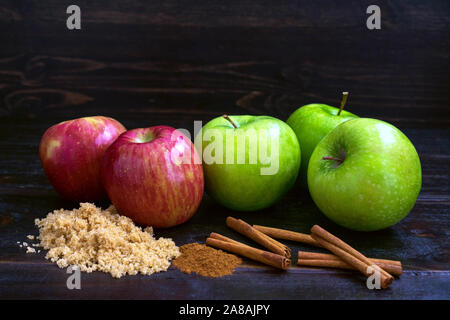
[101,126,204,228]
[39,116,126,201]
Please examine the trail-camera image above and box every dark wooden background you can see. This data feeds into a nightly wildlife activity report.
[0,0,449,299]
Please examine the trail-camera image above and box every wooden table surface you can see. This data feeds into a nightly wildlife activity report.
[0,1,449,299]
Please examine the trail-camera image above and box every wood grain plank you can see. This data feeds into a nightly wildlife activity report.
[1,190,448,270]
[1,262,449,299]
[0,1,449,125]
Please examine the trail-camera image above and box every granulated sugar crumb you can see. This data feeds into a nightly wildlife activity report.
[27,235,35,240]
[26,247,36,254]
[22,242,28,247]
[35,203,180,278]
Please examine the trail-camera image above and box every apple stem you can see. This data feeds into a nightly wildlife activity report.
[223,114,238,128]
[322,156,344,163]
[337,91,349,116]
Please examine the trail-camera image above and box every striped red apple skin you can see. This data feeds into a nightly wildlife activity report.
[39,116,126,202]
[101,126,204,228]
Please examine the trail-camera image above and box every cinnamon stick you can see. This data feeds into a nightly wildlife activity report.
[298,251,401,266]
[297,251,402,277]
[310,225,394,289]
[226,217,291,258]
[210,232,252,247]
[206,237,291,270]
[253,225,319,247]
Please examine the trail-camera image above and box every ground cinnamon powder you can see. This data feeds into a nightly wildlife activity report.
[172,243,242,277]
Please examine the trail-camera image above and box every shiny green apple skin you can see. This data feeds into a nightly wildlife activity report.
[308,118,422,231]
[287,104,358,185]
[195,115,301,211]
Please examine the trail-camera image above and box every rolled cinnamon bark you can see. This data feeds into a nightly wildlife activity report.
[297,251,402,277]
[298,251,402,266]
[298,259,357,270]
[210,232,251,247]
[226,217,291,258]
[206,237,291,270]
[310,225,394,289]
[253,225,319,247]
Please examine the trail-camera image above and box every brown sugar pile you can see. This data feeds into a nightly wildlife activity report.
[172,243,242,277]
[34,203,180,278]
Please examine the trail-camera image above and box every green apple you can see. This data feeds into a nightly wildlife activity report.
[195,115,301,211]
[287,93,358,185]
[308,118,422,231]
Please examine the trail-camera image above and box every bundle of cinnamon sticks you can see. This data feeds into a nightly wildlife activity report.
[206,217,291,270]
[206,217,402,289]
